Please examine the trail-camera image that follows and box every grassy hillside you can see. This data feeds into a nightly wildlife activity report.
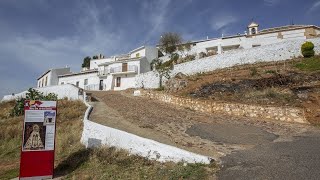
[0,100,217,179]
[172,56,320,125]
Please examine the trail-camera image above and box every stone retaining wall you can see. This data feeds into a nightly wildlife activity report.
[144,91,308,124]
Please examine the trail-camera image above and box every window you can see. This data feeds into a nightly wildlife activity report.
[84,79,88,85]
[45,76,48,86]
[61,82,64,85]
[251,28,256,34]
[116,77,121,87]
[136,53,140,57]
[76,81,79,87]
[122,63,128,72]
[38,81,41,88]
[41,79,44,87]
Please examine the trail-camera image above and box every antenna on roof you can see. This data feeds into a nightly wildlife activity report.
[291,19,294,25]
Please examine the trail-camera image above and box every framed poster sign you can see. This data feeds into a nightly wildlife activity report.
[19,100,57,180]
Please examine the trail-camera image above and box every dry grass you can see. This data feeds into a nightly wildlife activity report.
[0,99,217,179]
[0,100,15,119]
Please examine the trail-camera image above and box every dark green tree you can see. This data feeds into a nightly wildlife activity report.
[82,56,91,68]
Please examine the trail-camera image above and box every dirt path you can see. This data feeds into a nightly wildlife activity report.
[89,91,319,162]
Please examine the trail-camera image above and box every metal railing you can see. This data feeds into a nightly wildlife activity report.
[84,84,106,91]
[98,65,138,76]
[98,69,110,76]
[110,65,138,73]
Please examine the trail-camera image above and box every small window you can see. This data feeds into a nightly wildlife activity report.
[116,77,121,87]
[251,28,256,34]
[76,81,79,87]
[38,81,41,87]
[84,79,88,85]
[61,82,64,85]
[136,53,140,57]
[41,79,44,87]
[45,76,48,86]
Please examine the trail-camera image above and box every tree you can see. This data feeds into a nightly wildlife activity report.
[159,32,182,54]
[150,58,173,88]
[82,56,91,68]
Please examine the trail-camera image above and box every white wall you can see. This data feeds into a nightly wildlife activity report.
[130,48,145,58]
[58,72,100,89]
[282,29,306,40]
[1,84,82,102]
[135,38,320,89]
[37,84,82,100]
[135,71,160,89]
[37,71,52,88]
[113,74,136,91]
[81,93,211,163]
[145,46,158,62]
[37,68,70,88]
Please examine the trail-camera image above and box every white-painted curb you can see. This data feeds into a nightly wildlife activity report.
[80,92,212,164]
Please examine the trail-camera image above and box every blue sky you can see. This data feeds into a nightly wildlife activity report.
[0,0,319,98]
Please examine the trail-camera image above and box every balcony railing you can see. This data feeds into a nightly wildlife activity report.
[84,84,106,91]
[110,65,138,74]
[98,65,138,76]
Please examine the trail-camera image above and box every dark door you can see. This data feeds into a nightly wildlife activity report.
[99,80,103,90]
[122,63,128,72]
[116,77,121,87]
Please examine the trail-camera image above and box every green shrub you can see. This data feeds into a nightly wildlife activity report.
[10,88,58,117]
[301,41,315,58]
[170,53,179,63]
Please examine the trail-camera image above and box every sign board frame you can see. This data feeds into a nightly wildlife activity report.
[19,100,57,179]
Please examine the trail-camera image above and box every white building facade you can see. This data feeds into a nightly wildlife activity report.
[37,67,71,88]
[49,46,158,91]
[96,46,158,91]
[58,70,100,90]
[35,22,320,92]
[175,23,320,57]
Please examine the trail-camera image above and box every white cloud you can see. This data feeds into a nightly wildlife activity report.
[210,14,237,31]
[308,1,320,13]
[263,0,280,6]
[140,0,172,42]
[0,0,133,97]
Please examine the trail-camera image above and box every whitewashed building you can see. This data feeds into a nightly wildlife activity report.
[175,22,320,56]
[58,69,100,90]
[37,67,71,88]
[35,22,320,92]
[47,46,158,91]
[96,46,158,90]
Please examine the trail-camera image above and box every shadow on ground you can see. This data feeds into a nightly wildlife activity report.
[54,148,92,178]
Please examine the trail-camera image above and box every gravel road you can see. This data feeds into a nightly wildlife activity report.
[89,91,320,180]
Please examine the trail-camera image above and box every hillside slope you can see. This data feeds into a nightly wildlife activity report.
[170,56,320,124]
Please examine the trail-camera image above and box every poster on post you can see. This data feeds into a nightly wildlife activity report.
[20,100,57,180]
